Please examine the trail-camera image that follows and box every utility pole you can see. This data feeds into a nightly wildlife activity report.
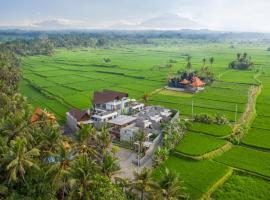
[235,104,238,123]
[192,101,194,117]
[137,143,140,167]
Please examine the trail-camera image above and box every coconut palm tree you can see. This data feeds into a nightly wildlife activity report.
[202,58,206,67]
[74,125,98,158]
[209,57,214,67]
[186,62,192,73]
[154,147,169,166]
[67,155,99,199]
[101,152,119,178]
[97,127,112,153]
[157,168,187,200]
[4,137,40,183]
[45,143,73,199]
[133,168,158,200]
[237,53,241,61]
[134,130,148,162]
[38,124,63,159]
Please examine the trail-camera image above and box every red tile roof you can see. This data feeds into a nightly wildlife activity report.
[31,107,56,123]
[69,109,90,121]
[192,77,205,88]
[92,90,128,105]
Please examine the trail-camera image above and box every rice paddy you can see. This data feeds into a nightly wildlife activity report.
[20,41,270,199]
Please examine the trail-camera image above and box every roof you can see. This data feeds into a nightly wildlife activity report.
[108,115,137,126]
[180,79,190,84]
[92,90,128,105]
[69,109,89,121]
[31,107,56,123]
[192,77,205,88]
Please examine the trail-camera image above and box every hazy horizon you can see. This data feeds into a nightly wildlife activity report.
[1,0,270,32]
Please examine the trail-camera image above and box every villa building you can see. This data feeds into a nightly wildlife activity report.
[66,108,92,131]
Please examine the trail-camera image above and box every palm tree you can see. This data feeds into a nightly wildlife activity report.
[133,168,158,200]
[74,125,98,158]
[4,138,40,183]
[237,53,241,61]
[142,93,149,103]
[209,57,214,67]
[202,58,206,67]
[97,127,112,153]
[134,130,147,163]
[101,152,119,178]
[38,124,63,159]
[154,147,169,166]
[186,55,191,63]
[45,143,73,199]
[157,168,187,200]
[67,155,99,199]
[186,62,192,72]
[243,52,248,60]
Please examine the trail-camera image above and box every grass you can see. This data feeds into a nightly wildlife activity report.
[211,172,270,200]
[214,146,270,177]
[175,131,227,156]
[20,43,258,122]
[189,122,232,137]
[153,156,229,200]
[242,128,270,150]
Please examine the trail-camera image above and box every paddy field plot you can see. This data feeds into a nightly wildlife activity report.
[211,172,270,200]
[175,131,227,156]
[154,155,230,200]
[214,146,270,177]
[189,122,232,137]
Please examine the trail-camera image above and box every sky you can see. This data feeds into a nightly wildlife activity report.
[1,0,270,32]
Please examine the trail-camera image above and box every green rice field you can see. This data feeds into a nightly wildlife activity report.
[20,41,270,199]
[211,172,270,200]
[175,131,227,156]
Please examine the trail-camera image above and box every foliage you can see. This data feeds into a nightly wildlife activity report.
[194,113,215,124]
[194,113,229,125]
[156,168,188,200]
[228,53,254,70]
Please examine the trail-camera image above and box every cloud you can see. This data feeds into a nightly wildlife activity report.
[1,0,270,32]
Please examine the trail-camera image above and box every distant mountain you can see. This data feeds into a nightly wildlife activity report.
[108,13,204,30]
[140,13,202,30]
[33,19,74,30]
[0,13,204,31]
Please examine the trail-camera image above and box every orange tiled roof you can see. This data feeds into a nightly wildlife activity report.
[192,77,205,88]
[31,107,56,123]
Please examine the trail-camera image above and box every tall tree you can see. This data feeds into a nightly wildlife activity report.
[209,57,214,67]
[133,168,158,200]
[202,57,206,67]
[157,168,187,200]
[4,138,40,183]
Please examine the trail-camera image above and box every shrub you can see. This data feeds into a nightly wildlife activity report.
[194,113,214,124]
[214,114,229,125]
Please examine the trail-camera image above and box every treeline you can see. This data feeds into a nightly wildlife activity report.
[2,29,270,52]
[0,38,54,56]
